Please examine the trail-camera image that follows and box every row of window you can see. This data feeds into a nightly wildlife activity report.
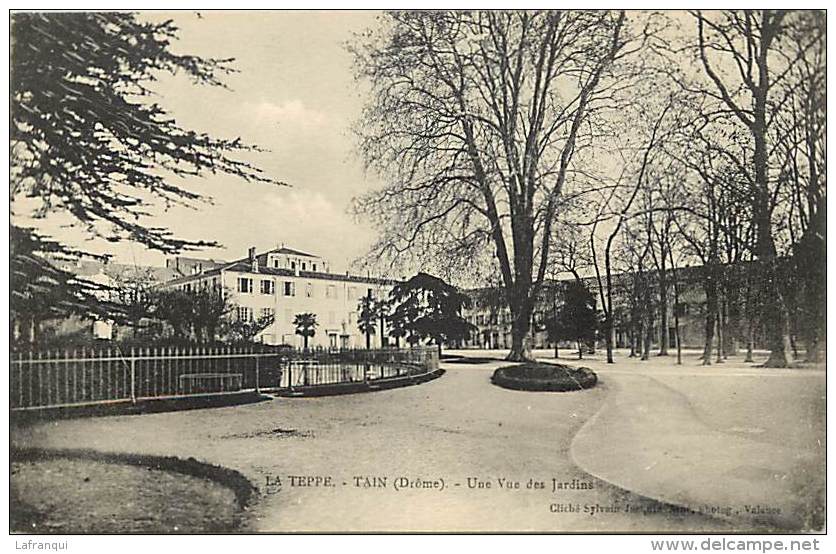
[236,307,357,326]
[237,277,368,300]
[179,277,220,293]
[470,312,547,326]
[467,304,695,326]
[236,307,275,322]
[238,278,287,295]
[175,277,376,305]
[269,259,318,272]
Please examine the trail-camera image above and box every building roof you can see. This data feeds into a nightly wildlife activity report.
[268,246,318,258]
[169,255,228,267]
[106,264,180,283]
[163,260,397,287]
[45,255,179,283]
[223,246,321,269]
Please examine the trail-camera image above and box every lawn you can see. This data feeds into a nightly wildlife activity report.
[11,454,251,533]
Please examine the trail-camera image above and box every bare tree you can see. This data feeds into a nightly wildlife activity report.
[617,222,654,360]
[351,10,647,360]
[589,97,675,363]
[549,220,594,282]
[771,14,826,362]
[640,164,686,357]
[665,231,687,365]
[679,10,824,367]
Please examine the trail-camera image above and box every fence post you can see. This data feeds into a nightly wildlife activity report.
[363,350,369,385]
[130,346,137,404]
[255,350,260,394]
[15,352,22,409]
[38,349,48,406]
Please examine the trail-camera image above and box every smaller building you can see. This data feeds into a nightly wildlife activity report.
[166,256,228,277]
[32,256,185,343]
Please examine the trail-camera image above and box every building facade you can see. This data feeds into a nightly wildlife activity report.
[163,246,394,348]
[461,271,712,352]
[30,256,185,343]
[165,256,228,277]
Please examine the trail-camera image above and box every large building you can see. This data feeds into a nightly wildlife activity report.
[461,270,711,351]
[164,246,395,348]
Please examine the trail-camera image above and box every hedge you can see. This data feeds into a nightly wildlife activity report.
[491,362,597,392]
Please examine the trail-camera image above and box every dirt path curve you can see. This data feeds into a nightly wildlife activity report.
[12,360,729,532]
[571,362,825,531]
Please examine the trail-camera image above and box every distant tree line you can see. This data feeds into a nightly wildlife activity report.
[351,10,825,367]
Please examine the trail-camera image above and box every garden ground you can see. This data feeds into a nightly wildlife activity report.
[10,348,824,532]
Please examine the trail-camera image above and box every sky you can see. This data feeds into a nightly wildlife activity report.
[13,10,732,280]
[17,11,387,274]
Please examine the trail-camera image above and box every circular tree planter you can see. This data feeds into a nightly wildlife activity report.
[491,362,597,392]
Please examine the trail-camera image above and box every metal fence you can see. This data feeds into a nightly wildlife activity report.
[9,346,439,411]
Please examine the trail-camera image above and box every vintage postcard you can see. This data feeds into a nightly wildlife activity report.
[8,8,826,540]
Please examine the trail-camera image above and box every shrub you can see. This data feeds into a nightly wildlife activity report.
[491,362,597,392]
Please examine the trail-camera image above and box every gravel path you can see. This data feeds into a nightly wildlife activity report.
[12,358,732,532]
[547,349,825,531]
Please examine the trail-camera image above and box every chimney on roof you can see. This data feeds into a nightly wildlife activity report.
[248,247,258,272]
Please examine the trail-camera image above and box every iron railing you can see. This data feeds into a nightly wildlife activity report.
[9,346,439,411]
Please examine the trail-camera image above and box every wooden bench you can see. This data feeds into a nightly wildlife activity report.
[178,373,242,395]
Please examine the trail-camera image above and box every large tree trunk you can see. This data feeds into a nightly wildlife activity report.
[761,267,792,368]
[508,318,533,361]
[674,316,682,365]
[715,303,724,364]
[745,318,755,363]
[805,337,820,363]
[753,108,791,368]
[641,320,651,361]
[702,320,714,366]
[702,301,716,366]
[506,292,534,361]
[701,264,719,366]
[657,273,669,356]
[723,294,740,357]
[670,266,682,366]
[603,317,614,363]
[743,278,757,363]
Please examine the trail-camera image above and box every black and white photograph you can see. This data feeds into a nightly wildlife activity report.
[7,6,828,541]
